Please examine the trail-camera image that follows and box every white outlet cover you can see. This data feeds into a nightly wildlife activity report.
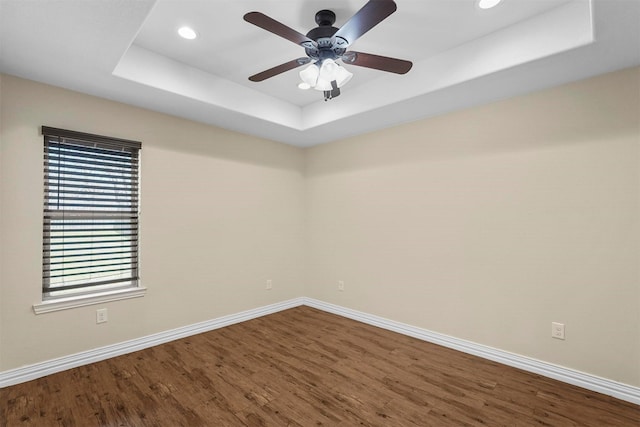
[551,322,565,340]
[96,308,108,324]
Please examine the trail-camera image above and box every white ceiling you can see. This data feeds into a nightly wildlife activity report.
[1,0,639,147]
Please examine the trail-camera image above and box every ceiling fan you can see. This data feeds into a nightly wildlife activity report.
[244,0,412,101]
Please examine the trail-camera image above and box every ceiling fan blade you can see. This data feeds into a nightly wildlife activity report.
[333,0,397,47]
[244,12,317,50]
[342,51,412,74]
[249,58,311,82]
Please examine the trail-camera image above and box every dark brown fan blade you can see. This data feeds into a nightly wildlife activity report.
[333,0,397,47]
[342,51,412,74]
[244,12,316,49]
[249,58,311,82]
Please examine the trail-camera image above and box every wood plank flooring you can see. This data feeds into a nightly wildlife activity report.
[1,306,638,426]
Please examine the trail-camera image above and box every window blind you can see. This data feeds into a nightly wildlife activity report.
[42,126,141,298]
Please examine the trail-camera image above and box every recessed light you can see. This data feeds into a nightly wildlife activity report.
[478,0,502,9]
[178,26,197,40]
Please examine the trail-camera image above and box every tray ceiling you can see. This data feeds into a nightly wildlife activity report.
[1,0,639,146]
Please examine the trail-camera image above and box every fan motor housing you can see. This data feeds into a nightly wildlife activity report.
[305,10,346,61]
[306,24,338,42]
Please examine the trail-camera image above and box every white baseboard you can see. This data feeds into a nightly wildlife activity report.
[302,297,640,405]
[1,296,638,406]
[0,297,304,389]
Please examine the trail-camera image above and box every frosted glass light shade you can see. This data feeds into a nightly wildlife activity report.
[299,64,319,88]
[298,59,353,91]
[333,63,353,87]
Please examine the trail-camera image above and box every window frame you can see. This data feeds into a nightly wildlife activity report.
[34,126,146,314]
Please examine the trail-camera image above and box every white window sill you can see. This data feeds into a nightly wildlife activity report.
[33,286,147,314]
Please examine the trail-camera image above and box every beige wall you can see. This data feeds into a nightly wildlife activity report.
[1,68,638,387]
[0,75,305,370]
[305,67,640,386]
[0,74,4,370]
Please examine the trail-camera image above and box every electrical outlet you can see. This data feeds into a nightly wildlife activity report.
[551,322,565,340]
[338,280,345,291]
[96,308,108,324]
[266,279,272,290]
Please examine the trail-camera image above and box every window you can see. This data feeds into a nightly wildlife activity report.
[42,126,141,300]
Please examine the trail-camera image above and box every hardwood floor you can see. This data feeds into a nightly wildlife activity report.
[1,306,638,426]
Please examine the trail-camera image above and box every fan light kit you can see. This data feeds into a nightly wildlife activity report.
[298,59,353,92]
[244,0,412,101]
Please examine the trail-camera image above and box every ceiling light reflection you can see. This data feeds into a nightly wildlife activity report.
[478,0,502,9]
[178,26,197,40]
